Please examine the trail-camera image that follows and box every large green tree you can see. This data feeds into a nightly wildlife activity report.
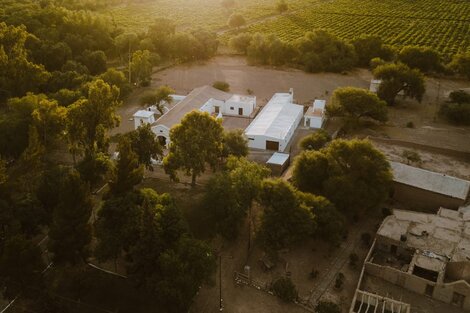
[131,49,153,85]
[449,51,470,79]
[398,46,442,73]
[327,87,388,124]
[127,124,163,170]
[293,139,392,216]
[48,170,93,265]
[163,111,224,186]
[373,63,426,105]
[139,85,174,114]
[352,36,395,67]
[31,98,67,146]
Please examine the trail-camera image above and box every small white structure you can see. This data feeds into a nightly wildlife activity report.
[266,152,290,175]
[133,110,155,129]
[142,85,255,146]
[369,79,382,93]
[245,89,303,152]
[304,99,326,129]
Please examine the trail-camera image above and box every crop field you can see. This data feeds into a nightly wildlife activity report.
[246,0,470,57]
[105,0,319,32]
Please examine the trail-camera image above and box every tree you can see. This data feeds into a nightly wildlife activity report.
[276,0,289,13]
[229,33,253,54]
[449,51,470,79]
[147,18,176,58]
[66,79,121,158]
[131,50,153,85]
[315,301,341,313]
[440,90,470,125]
[398,46,442,73]
[228,13,246,29]
[99,68,132,99]
[327,87,388,124]
[212,81,230,92]
[258,179,316,250]
[76,152,111,187]
[352,36,395,67]
[31,98,67,146]
[81,50,107,75]
[247,33,297,66]
[292,139,392,216]
[163,111,224,186]
[373,63,426,105]
[48,170,93,265]
[222,129,248,158]
[0,235,45,299]
[296,30,357,73]
[272,277,297,302]
[299,129,331,151]
[109,137,144,196]
[127,124,163,170]
[139,85,175,114]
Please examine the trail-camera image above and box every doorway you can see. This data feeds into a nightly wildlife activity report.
[238,108,243,115]
[266,140,279,151]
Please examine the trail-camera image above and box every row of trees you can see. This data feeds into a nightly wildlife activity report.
[229,30,470,79]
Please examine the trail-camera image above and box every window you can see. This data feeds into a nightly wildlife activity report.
[230,106,234,110]
[214,106,219,114]
[248,138,255,141]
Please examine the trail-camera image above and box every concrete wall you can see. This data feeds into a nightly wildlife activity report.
[304,116,324,129]
[392,182,465,211]
[151,124,170,145]
[134,115,155,129]
[223,99,255,117]
[365,261,470,310]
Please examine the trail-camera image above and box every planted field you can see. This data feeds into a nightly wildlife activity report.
[105,0,319,32]
[246,0,470,57]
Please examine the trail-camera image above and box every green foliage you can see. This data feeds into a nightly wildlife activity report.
[228,13,246,29]
[398,46,442,73]
[163,111,224,185]
[229,33,253,54]
[258,179,316,250]
[449,51,470,79]
[222,129,249,158]
[374,63,426,105]
[76,152,111,187]
[293,139,392,216]
[212,81,230,92]
[315,301,341,313]
[296,30,357,72]
[440,90,470,125]
[402,150,421,164]
[327,87,388,124]
[299,129,331,151]
[139,86,175,115]
[81,50,107,75]
[352,36,395,67]
[276,0,289,13]
[370,57,386,70]
[0,235,45,299]
[31,98,67,146]
[48,170,93,265]
[247,33,297,66]
[131,50,153,85]
[109,137,144,196]
[272,277,297,302]
[127,123,163,170]
[99,68,132,99]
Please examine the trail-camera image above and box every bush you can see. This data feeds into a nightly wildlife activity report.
[299,129,331,151]
[440,102,470,125]
[272,277,298,302]
[349,253,359,267]
[370,57,386,70]
[228,13,246,29]
[315,301,341,313]
[334,273,344,289]
[406,121,415,128]
[309,268,319,279]
[212,81,230,92]
[402,150,421,164]
[449,90,470,104]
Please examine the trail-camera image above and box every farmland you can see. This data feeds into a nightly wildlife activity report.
[246,0,470,57]
[104,0,319,32]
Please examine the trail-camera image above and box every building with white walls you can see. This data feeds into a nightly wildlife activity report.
[304,99,326,129]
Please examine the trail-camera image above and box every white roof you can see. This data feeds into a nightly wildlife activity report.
[133,110,154,118]
[313,99,326,110]
[267,152,290,166]
[391,162,470,200]
[245,93,303,141]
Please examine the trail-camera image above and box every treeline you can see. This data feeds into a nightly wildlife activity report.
[229,30,470,79]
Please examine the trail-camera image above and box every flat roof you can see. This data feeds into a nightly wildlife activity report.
[377,208,470,263]
[133,110,154,118]
[391,161,470,200]
[267,152,290,166]
[313,99,326,110]
[155,85,232,128]
[245,92,303,141]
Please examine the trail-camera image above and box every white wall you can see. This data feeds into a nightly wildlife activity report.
[223,99,255,117]
[305,116,324,129]
[134,115,155,129]
[151,124,170,145]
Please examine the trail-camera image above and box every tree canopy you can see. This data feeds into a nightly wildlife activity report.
[352,35,394,67]
[398,46,442,73]
[299,129,331,151]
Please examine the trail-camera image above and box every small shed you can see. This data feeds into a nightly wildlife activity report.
[133,110,155,129]
[304,99,326,129]
[266,152,290,176]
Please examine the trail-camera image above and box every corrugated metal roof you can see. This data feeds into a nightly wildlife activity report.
[245,93,303,141]
[266,152,290,166]
[391,161,470,200]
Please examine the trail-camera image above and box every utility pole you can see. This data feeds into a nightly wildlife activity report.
[219,254,223,311]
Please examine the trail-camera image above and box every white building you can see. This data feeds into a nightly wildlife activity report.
[133,110,155,129]
[304,99,326,129]
[134,85,256,146]
[244,89,303,152]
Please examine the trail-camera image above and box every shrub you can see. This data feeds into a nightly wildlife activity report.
[334,273,344,289]
[449,90,470,104]
[309,268,319,279]
[370,57,386,70]
[349,253,359,267]
[272,277,298,302]
[402,150,421,164]
[406,121,414,128]
[212,81,230,92]
[315,301,341,313]
[228,13,246,29]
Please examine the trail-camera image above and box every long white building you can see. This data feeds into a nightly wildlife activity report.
[244,89,303,152]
